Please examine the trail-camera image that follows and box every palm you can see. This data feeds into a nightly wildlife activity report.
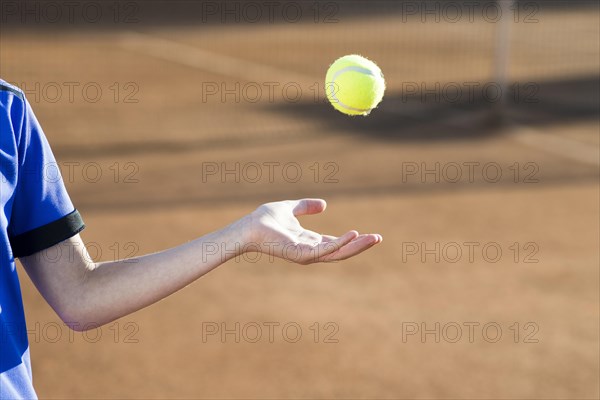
[249,199,382,264]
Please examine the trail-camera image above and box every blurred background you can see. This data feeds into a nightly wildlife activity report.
[1,0,599,398]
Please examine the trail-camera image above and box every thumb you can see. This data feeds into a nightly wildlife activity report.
[292,198,327,217]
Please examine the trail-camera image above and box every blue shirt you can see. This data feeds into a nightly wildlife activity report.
[0,80,84,399]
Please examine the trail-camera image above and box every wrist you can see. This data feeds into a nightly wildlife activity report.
[228,213,255,256]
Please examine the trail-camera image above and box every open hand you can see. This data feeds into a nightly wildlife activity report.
[247,199,382,264]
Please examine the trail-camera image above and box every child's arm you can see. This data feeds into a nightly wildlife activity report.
[20,199,381,331]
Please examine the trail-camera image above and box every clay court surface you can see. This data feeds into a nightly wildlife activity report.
[1,4,599,399]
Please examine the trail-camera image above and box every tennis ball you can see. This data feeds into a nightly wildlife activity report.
[325,54,386,116]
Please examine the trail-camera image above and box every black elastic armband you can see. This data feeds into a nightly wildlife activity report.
[10,210,85,258]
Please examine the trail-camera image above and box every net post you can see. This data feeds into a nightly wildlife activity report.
[492,0,515,123]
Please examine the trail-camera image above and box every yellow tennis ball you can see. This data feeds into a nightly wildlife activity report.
[325,54,386,116]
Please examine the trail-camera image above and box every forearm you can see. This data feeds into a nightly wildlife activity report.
[26,216,251,331]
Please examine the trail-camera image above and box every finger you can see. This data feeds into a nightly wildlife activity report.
[293,230,356,264]
[323,235,377,261]
[292,198,327,217]
[320,234,381,262]
[312,230,358,259]
[324,233,382,243]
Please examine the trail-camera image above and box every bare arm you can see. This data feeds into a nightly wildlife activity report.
[20,199,382,331]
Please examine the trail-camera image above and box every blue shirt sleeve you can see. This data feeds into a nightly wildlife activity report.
[7,92,84,257]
